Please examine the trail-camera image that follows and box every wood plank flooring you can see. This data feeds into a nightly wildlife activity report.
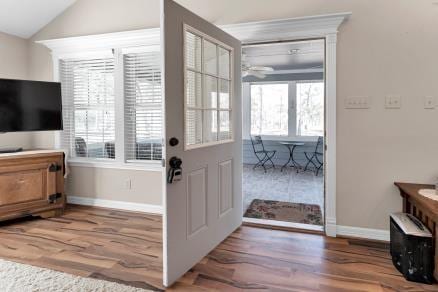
[0,204,164,291]
[0,205,436,291]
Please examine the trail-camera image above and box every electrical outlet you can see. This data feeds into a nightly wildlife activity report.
[344,97,370,109]
[124,179,132,190]
[385,95,401,109]
[424,96,436,109]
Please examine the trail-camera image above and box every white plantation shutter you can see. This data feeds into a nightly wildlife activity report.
[60,57,116,160]
[124,51,162,161]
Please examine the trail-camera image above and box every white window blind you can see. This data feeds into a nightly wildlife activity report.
[60,57,116,160]
[124,51,162,161]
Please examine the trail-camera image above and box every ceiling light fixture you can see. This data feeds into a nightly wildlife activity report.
[288,49,300,54]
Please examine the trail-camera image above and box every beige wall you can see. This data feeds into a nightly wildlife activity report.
[29,0,438,230]
[67,167,162,205]
[0,32,33,149]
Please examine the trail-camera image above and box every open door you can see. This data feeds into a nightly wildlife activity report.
[161,0,242,286]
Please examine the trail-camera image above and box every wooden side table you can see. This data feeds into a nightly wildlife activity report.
[394,182,438,280]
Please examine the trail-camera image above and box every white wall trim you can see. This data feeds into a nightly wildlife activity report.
[337,225,390,242]
[36,28,160,56]
[223,13,350,238]
[67,195,163,214]
[67,160,163,171]
[221,13,351,44]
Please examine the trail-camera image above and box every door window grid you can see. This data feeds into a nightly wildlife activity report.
[184,26,233,149]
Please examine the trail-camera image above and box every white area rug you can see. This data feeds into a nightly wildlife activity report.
[0,259,152,292]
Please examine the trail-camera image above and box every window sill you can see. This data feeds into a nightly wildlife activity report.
[67,159,163,172]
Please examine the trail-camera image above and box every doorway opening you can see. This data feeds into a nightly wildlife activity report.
[241,39,325,232]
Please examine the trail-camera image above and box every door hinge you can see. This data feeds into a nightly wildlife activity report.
[161,158,166,167]
[48,193,62,203]
[49,164,62,172]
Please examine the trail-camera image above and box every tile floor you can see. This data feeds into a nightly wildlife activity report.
[243,164,324,223]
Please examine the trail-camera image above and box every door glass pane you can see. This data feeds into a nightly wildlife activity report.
[186,71,202,108]
[184,27,233,148]
[204,39,217,75]
[218,47,230,79]
[219,79,230,109]
[185,32,202,71]
[204,75,218,109]
[186,110,203,145]
[219,110,231,140]
[203,110,217,143]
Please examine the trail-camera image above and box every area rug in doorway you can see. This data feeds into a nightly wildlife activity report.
[244,199,323,225]
[0,259,153,292]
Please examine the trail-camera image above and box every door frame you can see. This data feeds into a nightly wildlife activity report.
[221,12,351,236]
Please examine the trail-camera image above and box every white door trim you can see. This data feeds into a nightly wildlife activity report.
[38,12,351,237]
[221,12,351,237]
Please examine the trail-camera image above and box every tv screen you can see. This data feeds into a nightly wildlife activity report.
[0,79,63,132]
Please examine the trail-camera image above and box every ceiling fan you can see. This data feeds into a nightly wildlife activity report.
[242,54,274,79]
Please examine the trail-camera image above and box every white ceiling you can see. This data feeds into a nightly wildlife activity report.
[243,39,324,71]
[0,0,76,39]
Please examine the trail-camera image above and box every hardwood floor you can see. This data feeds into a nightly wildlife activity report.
[0,205,436,291]
[0,204,164,291]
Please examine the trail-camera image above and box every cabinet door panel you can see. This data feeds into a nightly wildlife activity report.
[0,170,45,205]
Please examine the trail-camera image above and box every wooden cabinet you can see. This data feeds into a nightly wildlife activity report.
[395,182,438,281]
[0,150,65,221]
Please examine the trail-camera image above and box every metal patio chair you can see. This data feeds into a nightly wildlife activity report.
[250,135,276,173]
[304,136,324,175]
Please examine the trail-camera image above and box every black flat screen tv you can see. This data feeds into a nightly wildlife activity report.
[0,78,63,132]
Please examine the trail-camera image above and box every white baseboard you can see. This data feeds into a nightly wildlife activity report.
[67,196,163,215]
[325,216,337,237]
[336,225,389,242]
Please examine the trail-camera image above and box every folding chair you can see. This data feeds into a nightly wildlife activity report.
[304,136,324,175]
[250,135,276,173]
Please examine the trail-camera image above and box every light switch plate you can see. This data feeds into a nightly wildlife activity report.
[385,95,401,109]
[345,97,370,109]
[424,96,436,109]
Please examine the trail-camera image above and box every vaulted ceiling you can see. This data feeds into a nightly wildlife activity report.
[0,0,76,38]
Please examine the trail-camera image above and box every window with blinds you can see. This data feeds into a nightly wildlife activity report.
[60,57,116,160]
[124,51,162,162]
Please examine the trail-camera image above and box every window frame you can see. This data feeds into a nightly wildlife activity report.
[183,24,234,151]
[247,79,324,142]
[55,47,164,170]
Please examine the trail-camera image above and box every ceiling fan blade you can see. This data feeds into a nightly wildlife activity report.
[247,70,266,79]
[250,66,274,72]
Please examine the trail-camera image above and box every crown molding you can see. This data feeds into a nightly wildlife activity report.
[221,12,351,44]
[36,12,351,55]
[36,28,160,56]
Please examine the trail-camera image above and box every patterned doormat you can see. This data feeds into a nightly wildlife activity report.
[244,199,323,225]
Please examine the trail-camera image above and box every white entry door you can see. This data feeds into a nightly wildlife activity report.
[160,0,242,287]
